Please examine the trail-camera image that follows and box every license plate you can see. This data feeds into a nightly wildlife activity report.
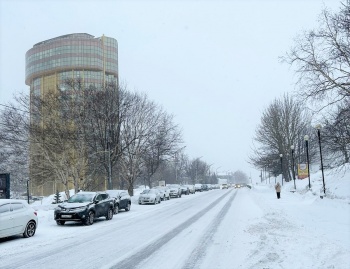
[61,215,72,218]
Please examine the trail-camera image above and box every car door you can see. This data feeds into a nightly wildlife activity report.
[100,194,110,216]
[119,191,126,209]
[94,194,104,217]
[10,202,27,234]
[0,203,14,238]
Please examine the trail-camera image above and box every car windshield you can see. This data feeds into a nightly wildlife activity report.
[106,190,120,197]
[67,193,94,203]
[141,189,155,194]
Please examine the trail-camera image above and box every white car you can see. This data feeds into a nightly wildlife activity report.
[153,186,170,201]
[138,189,161,205]
[0,199,38,239]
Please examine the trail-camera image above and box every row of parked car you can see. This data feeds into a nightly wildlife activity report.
[0,184,221,239]
[0,189,132,239]
[138,183,220,205]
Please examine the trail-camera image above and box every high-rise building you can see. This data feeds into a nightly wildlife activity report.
[25,33,118,196]
[25,33,118,95]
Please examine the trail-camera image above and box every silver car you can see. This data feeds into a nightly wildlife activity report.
[138,189,161,205]
[0,199,38,239]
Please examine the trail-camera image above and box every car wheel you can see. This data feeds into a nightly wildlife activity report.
[106,208,113,220]
[56,220,65,225]
[153,199,156,205]
[167,196,170,200]
[23,221,36,238]
[163,195,165,201]
[84,211,94,225]
[125,203,131,211]
[114,204,119,215]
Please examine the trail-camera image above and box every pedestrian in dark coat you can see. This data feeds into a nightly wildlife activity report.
[275,182,281,199]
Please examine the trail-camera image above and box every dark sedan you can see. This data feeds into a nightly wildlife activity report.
[54,192,114,225]
[106,190,131,214]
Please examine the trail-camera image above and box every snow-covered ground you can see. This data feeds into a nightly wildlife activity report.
[0,165,349,269]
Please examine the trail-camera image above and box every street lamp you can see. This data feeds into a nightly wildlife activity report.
[291,145,296,190]
[279,154,283,186]
[107,140,112,190]
[304,135,311,189]
[316,124,326,195]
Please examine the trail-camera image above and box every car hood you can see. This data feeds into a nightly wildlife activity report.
[139,194,156,199]
[60,202,91,209]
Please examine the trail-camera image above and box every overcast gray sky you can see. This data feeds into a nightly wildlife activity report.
[0,0,342,181]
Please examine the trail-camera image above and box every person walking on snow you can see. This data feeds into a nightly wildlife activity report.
[275,182,281,199]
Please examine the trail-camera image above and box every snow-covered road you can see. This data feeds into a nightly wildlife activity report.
[1,185,349,269]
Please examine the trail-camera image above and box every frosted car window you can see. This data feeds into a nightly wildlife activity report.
[0,204,11,214]
[11,203,24,211]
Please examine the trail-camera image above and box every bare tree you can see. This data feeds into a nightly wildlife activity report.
[185,158,208,184]
[118,92,161,195]
[232,170,248,184]
[283,2,350,109]
[321,98,350,165]
[29,82,90,198]
[142,113,183,188]
[0,102,29,197]
[250,94,312,182]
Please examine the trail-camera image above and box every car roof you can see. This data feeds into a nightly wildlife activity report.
[0,199,27,205]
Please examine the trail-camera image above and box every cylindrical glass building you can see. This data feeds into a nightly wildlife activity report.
[25,33,118,95]
[25,33,118,196]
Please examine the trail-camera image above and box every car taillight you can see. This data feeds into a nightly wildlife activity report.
[34,212,37,216]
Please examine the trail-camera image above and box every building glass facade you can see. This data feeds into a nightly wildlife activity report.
[25,33,118,196]
[25,33,118,93]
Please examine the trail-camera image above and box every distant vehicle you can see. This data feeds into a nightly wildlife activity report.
[105,190,131,214]
[202,184,209,191]
[167,184,182,198]
[0,199,38,239]
[138,189,161,204]
[194,184,203,192]
[180,185,190,195]
[153,186,170,201]
[54,192,114,225]
[185,184,196,194]
[221,184,228,189]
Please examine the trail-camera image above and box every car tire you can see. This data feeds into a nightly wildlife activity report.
[23,221,36,238]
[114,204,119,215]
[84,211,94,225]
[153,199,156,205]
[125,203,131,211]
[106,208,113,220]
[56,220,65,225]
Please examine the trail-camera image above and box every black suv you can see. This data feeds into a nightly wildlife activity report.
[105,190,131,214]
[54,191,115,225]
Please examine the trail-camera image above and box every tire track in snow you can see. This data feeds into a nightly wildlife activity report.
[108,190,234,269]
[181,191,237,269]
